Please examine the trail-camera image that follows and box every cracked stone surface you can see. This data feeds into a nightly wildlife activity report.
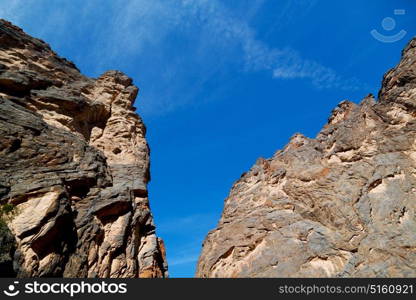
[196,37,416,278]
[0,19,167,277]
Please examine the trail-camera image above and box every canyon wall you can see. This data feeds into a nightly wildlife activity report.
[0,20,167,277]
[197,38,416,277]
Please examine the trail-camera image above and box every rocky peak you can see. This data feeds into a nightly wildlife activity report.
[0,20,167,277]
[379,37,416,107]
[197,37,416,278]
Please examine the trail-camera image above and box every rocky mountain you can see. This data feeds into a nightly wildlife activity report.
[0,20,167,277]
[197,38,416,277]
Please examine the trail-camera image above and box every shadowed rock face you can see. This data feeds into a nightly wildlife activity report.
[197,38,416,278]
[0,20,167,277]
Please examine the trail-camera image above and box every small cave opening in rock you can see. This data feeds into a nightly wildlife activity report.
[65,177,96,199]
[112,147,122,155]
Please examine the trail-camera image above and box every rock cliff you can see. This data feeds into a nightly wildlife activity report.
[197,38,416,277]
[0,20,167,277]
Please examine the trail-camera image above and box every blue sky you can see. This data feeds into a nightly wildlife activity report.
[1,0,415,277]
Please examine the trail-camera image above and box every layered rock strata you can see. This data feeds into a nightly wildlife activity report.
[0,20,167,278]
[197,38,416,277]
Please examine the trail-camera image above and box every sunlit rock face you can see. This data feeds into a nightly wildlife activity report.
[0,19,167,278]
[197,38,416,278]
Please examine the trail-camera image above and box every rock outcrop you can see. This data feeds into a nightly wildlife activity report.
[0,20,167,277]
[197,38,416,277]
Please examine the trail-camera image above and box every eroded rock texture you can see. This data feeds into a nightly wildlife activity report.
[0,20,167,277]
[197,38,416,278]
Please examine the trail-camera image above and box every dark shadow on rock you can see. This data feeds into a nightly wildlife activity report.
[0,223,17,277]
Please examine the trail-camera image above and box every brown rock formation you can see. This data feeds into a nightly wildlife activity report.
[197,38,416,277]
[0,20,167,277]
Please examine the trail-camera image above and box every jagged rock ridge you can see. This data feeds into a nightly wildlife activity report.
[197,38,416,277]
[0,20,167,277]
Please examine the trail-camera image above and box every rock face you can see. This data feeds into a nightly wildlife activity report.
[197,38,416,277]
[0,20,167,277]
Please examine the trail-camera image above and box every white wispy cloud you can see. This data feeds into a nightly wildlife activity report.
[169,254,200,267]
[0,0,364,114]
[157,213,218,236]
[175,0,360,90]
[272,49,363,90]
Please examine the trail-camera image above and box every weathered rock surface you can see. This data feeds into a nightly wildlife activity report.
[197,38,416,277]
[0,20,167,277]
